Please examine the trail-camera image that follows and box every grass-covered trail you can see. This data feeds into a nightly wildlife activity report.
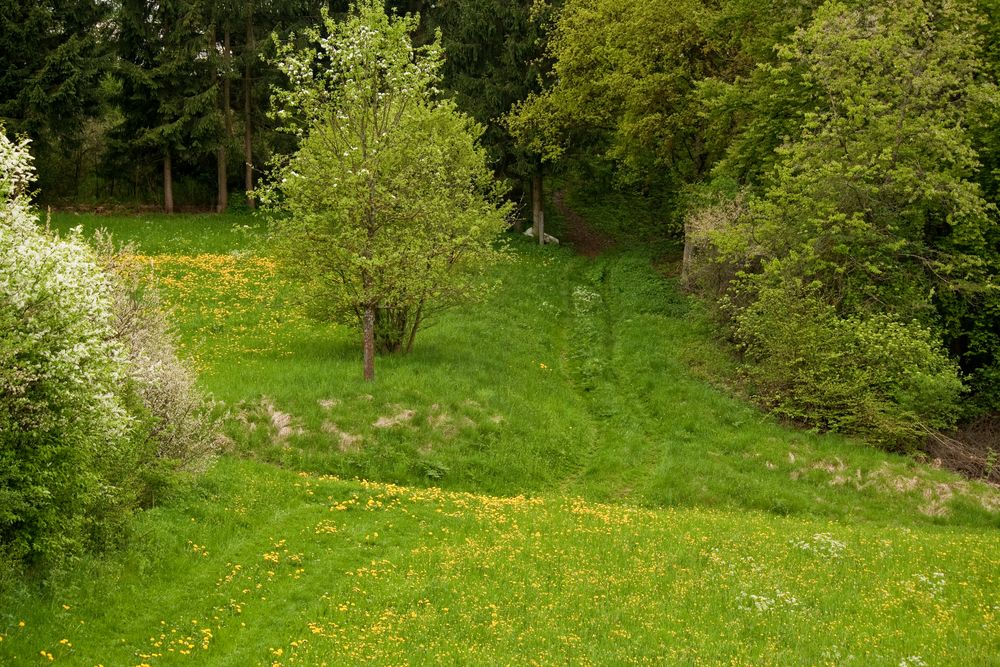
[1,212,997,665]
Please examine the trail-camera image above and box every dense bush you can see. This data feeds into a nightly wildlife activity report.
[1,136,139,580]
[94,233,219,476]
[732,281,964,448]
[0,130,216,585]
[681,0,996,446]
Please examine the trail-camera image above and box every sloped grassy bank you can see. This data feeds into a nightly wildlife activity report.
[1,459,997,666]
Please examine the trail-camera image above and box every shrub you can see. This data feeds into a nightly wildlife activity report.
[1,135,142,578]
[681,187,750,302]
[0,129,217,584]
[94,232,219,477]
[687,0,995,445]
[733,281,964,448]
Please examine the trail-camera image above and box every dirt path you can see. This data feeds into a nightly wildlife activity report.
[552,190,615,258]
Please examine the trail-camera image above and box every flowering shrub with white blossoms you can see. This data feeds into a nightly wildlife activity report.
[1,128,143,578]
[1,128,216,583]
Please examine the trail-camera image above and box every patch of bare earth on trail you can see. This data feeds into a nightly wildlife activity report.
[261,397,304,442]
[427,411,456,438]
[322,421,363,453]
[791,457,1000,516]
[553,190,615,258]
[373,407,416,429]
[235,397,327,446]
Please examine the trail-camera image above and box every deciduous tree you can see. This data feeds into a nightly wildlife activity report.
[266,2,510,381]
[706,0,999,437]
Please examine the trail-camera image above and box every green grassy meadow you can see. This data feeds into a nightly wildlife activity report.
[1,211,998,665]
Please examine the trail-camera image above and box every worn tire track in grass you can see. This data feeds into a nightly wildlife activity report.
[554,193,666,500]
[555,193,621,496]
[559,273,611,493]
[553,189,615,258]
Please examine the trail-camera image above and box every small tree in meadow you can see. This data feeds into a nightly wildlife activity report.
[265,2,511,382]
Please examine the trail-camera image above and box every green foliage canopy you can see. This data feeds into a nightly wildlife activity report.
[709,0,999,439]
[508,0,822,190]
[1,130,141,579]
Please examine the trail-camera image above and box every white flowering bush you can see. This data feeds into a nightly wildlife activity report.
[93,231,220,478]
[1,129,215,583]
[1,131,143,579]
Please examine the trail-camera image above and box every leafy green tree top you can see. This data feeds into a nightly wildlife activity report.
[737,0,999,308]
[423,0,558,188]
[265,1,511,381]
[707,0,1000,422]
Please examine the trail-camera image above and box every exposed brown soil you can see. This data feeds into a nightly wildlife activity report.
[552,190,615,258]
[925,415,1000,485]
[322,421,363,452]
[373,407,416,429]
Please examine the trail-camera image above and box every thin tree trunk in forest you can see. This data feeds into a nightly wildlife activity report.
[216,27,232,213]
[164,149,174,214]
[224,28,233,139]
[681,218,693,290]
[73,149,82,197]
[217,147,227,213]
[363,305,376,381]
[404,301,425,354]
[244,11,255,208]
[532,167,544,245]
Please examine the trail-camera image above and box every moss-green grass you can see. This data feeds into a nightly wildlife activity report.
[1,211,996,665]
[1,459,997,666]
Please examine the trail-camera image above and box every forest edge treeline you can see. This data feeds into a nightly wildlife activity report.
[2,0,998,464]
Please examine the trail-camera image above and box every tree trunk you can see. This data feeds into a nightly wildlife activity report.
[512,182,524,232]
[216,27,232,213]
[163,149,174,214]
[363,305,376,382]
[244,12,255,208]
[532,167,544,245]
[404,300,424,354]
[681,218,693,290]
[73,148,82,197]
[217,147,227,213]
[224,28,233,137]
